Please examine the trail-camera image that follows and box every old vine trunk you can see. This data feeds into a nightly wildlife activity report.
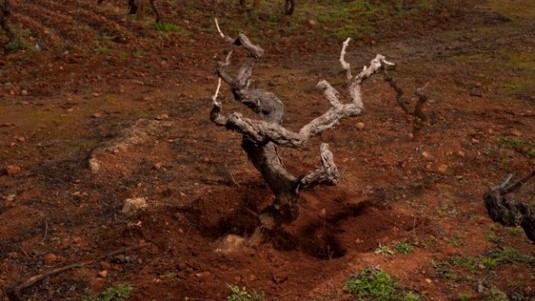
[210,20,426,240]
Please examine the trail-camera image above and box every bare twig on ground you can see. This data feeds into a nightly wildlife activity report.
[7,244,147,301]
[384,73,430,139]
[484,169,535,243]
[40,221,48,245]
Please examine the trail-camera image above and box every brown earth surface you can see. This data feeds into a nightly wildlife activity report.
[1,0,534,300]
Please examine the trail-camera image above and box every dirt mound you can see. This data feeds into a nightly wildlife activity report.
[109,188,423,300]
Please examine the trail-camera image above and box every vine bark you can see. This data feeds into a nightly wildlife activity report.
[484,170,535,242]
[210,20,427,239]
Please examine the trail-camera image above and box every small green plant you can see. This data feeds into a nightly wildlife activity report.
[458,293,472,301]
[5,37,29,51]
[153,22,188,33]
[84,284,133,301]
[480,257,498,270]
[343,267,420,301]
[482,287,508,301]
[485,227,500,243]
[431,260,460,281]
[393,242,414,254]
[447,233,465,247]
[497,136,525,148]
[426,235,439,250]
[374,244,394,256]
[450,256,478,274]
[226,285,265,301]
[506,226,524,236]
[486,247,534,264]
[404,291,421,301]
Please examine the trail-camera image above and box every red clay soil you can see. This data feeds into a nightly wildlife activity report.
[1,0,534,300]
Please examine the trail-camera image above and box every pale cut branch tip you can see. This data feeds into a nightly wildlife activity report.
[212,78,222,107]
[214,18,225,39]
[339,38,352,80]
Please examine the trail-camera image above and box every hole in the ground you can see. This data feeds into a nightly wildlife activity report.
[307,233,347,259]
[300,228,347,260]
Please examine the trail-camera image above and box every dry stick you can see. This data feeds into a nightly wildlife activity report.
[8,244,146,301]
[383,74,429,138]
[339,38,352,81]
[503,169,535,194]
[40,222,48,245]
[149,0,161,23]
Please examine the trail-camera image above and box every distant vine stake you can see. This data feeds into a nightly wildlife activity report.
[0,0,16,51]
[97,0,161,23]
[210,19,420,242]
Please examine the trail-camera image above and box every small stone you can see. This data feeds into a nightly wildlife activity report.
[97,270,108,278]
[195,271,212,281]
[421,151,430,159]
[308,19,317,26]
[16,136,25,142]
[272,272,288,284]
[100,262,112,270]
[437,164,448,173]
[156,114,169,120]
[457,151,465,157]
[154,162,163,170]
[356,122,365,130]
[511,129,522,137]
[5,165,21,175]
[43,253,57,265]
[215,234,245,253]
[92,93,100,97]
[21,90,28,96]
[425,278,432,284]
[471,138,480,144]
[91,112,102,118]
[122,197,148,215]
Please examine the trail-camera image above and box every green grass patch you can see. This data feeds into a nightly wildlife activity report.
[497,136,526,147]
[446,233,465,247]
[486,247,534,264]
[226,285,265,301]
[84,283,133,301]
[374,244,394,256]
[344,267,420,301]
[393,242,415,254]
[153,22,188,33]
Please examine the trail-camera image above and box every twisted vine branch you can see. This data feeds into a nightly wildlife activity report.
[484,169,535,242]
[210,19,420,235]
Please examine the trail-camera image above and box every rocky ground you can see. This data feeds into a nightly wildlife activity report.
[1,0,534,300]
